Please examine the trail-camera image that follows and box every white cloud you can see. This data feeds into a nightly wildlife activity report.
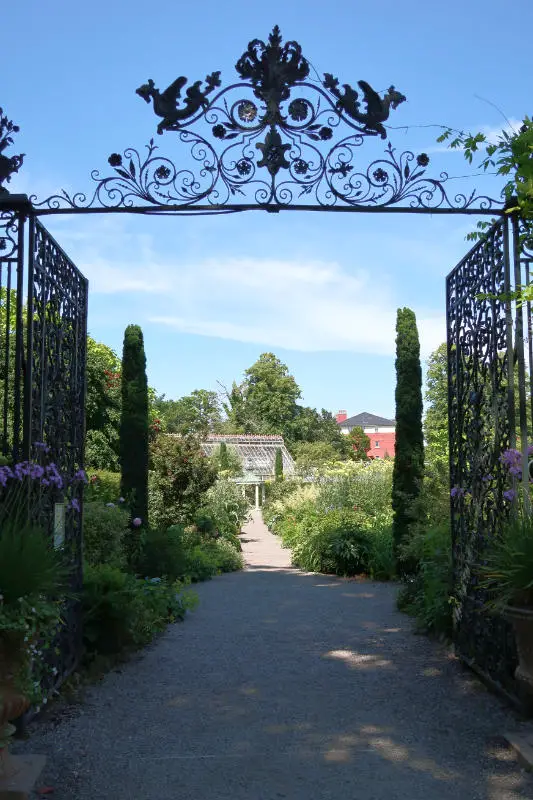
[35,216,445,358]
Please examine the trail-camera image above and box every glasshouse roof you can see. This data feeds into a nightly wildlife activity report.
[202,434,294,477]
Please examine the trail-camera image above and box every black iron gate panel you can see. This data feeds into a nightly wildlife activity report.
[0,208,26,462]
[446,215,532,696]
[27,217,88,686]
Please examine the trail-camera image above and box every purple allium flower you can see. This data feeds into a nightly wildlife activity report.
[450,486,466,498]
[72,469,87,484]
[46,463,63,489]
[30,464,45,480]
[132,517,142,528]
[33,441,50,453]
[0,466,13,487]
[503,489,517,502]
[69,498,81,512]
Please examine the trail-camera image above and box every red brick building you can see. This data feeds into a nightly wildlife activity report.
[336,411,396,459]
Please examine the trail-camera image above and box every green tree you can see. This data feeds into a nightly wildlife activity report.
[154,389,222,436]
[392,308,425,567]
[275,447,284,481]
[223,353,301,435]
[424,342,449,465]
[120,325,149,527]
[347,426,370,461]
[85,336,122,470]
[293,441,340,475]
[288,406,349,456]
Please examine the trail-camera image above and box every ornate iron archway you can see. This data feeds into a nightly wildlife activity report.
[1,26,503,218]
[1,26,529,708]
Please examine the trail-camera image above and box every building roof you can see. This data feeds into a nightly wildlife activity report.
[339,412,396,428]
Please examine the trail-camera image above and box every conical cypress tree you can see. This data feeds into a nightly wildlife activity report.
[219,442,229,471]
[392,308,424,569]
[120,325,149,528]
[275,447,284,481]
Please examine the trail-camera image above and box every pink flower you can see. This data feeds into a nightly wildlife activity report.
[132,517,142,527]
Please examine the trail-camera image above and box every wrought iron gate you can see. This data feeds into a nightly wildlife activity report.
[0,199,88,687]
[446,214,532,697]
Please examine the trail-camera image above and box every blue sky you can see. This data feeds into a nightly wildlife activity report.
[3,0,533,418]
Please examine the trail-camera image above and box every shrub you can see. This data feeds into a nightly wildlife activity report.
[181,538,244,580]
[397,521,453,637]
[149,434,217,529]
[136,525,186,581]
[208,539,244,573]
[85,471,122,504]
[82,563,196,655]
[182,545,219,582]
[0,521,71,603]
[209,443,243,477]
[288,509,371,575]
[365,526,396,581]
[83,501,129,569]
[197,479,249,542]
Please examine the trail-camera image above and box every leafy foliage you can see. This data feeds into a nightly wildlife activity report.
[149,434,217,530]
[0,520,71,604]
[85,337,121,471]
[262,461,396,580]
[136,525,186,582]
[347,426,370,461]
[83,501,129,569]
[120,325,149,525]
[397,522,453,637]
[476,512,533,610]
[198,479,249,541]
[424,343,449,465]
[223,352,301,435]
[154,389,223,435]
[293,441,340,475]
[392,308,424,566]
[82,564,196,655]
[209,443,243,477]
[85,470,122,504]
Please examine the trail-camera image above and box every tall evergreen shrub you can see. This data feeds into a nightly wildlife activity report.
[392,308,424,569]
[120,325,149,527]
[219,442,229,471]
[275,448,284,481]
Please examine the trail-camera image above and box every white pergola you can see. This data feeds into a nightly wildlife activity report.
[201,434,295,507]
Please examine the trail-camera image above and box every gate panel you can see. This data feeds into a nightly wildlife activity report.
[0,208,26,461]
[446,216,530,695]
[26,217,88,684]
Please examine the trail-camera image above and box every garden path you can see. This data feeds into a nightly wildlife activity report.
[17,511,533,799]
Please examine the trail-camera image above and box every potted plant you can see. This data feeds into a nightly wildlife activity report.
[477,511,533,710]
[0,520,70,777]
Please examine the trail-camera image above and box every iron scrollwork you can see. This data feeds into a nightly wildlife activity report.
[33,26,503,214]
[0,109,24,196]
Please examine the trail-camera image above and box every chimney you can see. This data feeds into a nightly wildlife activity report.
[336,410,347,424]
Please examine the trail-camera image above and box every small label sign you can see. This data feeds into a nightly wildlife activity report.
[54,502,65,549]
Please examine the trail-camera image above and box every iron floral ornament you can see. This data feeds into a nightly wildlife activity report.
[33,27,502,213]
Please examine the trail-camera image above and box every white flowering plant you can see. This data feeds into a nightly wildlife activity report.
[0,593,63,703]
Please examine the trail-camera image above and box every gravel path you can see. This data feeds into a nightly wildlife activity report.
[15,511,533,799]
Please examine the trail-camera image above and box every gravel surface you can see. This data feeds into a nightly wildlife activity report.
[14,511,533,799]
